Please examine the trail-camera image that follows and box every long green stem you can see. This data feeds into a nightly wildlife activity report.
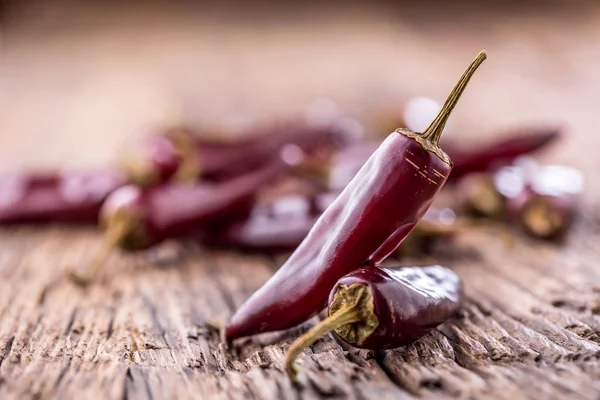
[422,50,487,145]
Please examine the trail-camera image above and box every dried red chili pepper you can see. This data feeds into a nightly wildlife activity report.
[225,51,486,341]
[328,126,561,191]
[444,126,562,181]
[123,109,360,186]
[69,160,287,284]
[0,169,128,224]
[285,265,462,381]
[499,163,582,240]
[200,192,334,253]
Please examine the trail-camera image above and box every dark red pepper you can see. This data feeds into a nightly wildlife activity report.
[69,160,288,284]
[200,192,336,253]
[328,126,561,191]
[0,169,128,224]
[225,51,486,341]
[285,265,462,381]
[123,108,360,186]
[444,126,562,181]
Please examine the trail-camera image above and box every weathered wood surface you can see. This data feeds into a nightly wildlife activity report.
[2,2,600,399]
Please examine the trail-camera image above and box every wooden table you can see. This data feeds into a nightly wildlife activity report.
[1,2,600,399]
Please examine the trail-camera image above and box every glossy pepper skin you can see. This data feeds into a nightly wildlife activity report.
[225,51,487,341]
[284,265,462,382]
[330,265,462,349]
[0,169,128,224]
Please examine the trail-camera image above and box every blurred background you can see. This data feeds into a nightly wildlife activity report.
[0,0,598,196]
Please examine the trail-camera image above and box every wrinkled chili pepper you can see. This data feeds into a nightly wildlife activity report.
[0,169,128,224]
[225,51,486,341]
[69,160,288,284]
[328,126,561,191]
[285,265,462,381]
[123,109,360,186]
[497,162,582,240]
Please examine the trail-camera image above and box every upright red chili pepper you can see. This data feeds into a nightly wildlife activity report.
[285,265,463,381]
[0,169,128,224]
[225,51,487,341]
[69,160,288,284]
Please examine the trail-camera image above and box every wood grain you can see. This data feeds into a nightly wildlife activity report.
[1,2,600,399]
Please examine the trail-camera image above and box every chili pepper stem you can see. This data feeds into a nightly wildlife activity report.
[285,304,362,382]
[422,51,487,146]
[169,130,203,183]
[285,283,378,382]
[522,198,565,238]
[67,215,132,286]
[122,158,160,188]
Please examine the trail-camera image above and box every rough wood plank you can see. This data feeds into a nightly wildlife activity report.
[2,1,600,399]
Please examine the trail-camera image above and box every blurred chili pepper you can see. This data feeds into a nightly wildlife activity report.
[123,107,361,186]
[395,207,458,257]
[225,51,486,341]
[444,126,562,181]
[456,172,505,218]
[200,192,334,253]
[328,126,561,191]
[0,169,128,224]
[285,265,462,382]
[498,162,582,241]
[69,159,288,285]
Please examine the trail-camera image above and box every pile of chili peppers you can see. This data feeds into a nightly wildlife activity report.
[0,50,584,381]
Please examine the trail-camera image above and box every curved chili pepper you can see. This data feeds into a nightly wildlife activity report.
[285,265,462,381]
[328,126,561,191]
[225,51,486,341]
[123,109,360,186]
[69,160,287,285]
[0,169,128,224]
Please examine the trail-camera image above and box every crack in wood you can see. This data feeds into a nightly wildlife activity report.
[0,336,15,370]
[53,358,72,389]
